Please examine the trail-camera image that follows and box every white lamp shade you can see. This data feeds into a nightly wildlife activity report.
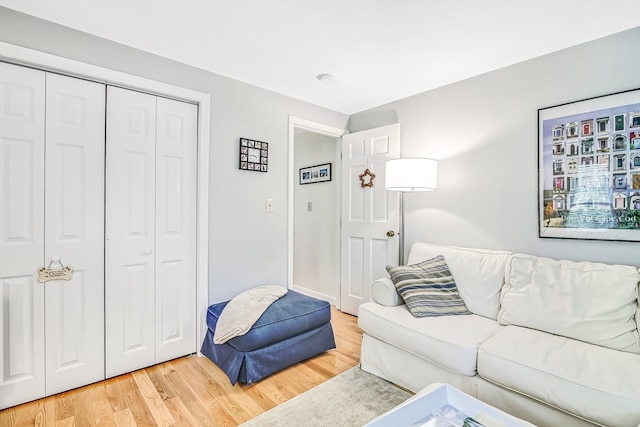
[385,158,437,191]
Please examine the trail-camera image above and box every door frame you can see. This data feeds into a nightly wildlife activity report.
[287,116,346,306]
[0,42,211,350]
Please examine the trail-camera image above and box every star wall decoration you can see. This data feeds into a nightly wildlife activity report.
[359,168,376,188]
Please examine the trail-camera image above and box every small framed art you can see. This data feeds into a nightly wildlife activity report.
[299,163,332,185]
[239,138,268,172]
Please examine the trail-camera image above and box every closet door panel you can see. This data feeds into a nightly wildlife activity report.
[106,86,156,377]
[44,73,105,394]
[0,63,46,409]
[155,98,197,361]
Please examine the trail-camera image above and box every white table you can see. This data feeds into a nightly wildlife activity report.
[365,383,536,427]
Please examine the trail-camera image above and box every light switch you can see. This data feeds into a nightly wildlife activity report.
[307,202,313,212]
[266,198,274,213]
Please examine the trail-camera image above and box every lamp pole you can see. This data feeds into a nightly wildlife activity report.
[385,158,438,266]
[399,191,406,265]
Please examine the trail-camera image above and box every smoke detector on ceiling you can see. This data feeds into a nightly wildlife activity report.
[316,73,336,84]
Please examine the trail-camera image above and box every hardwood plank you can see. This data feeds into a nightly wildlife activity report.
[89,383,117,427]
[33,397,55,427]
[162,367,219,426]
[270,362,325,394]
[131,371,175,427]
[8,403,34,427]
[169,359,239,426]
[119,375,158,427]
[104,376,129,414]
[0,306,363,427]
[238,381,278,413]
[70,387,96,427]
[169,359,218,406]
[53,393,74,423]
[163,397,201,427]
[145,365,176,402]
[303,351,354,378]
[55,416,74,427]
[288,360,334,387]
[216,393,263,425]
[0,407,16,427]
[191,357,263,424]
[112,408,137,427]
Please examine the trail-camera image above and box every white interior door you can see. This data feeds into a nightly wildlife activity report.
[0,62,46,409]
[106,86,157,377]
[155,97,197,362]
[340,124,400,315]
[44,73,105,394]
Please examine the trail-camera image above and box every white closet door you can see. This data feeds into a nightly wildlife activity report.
[155,97,197,362]
[106,87,157,377]
[0,63,46,409]
[44,73,105,394]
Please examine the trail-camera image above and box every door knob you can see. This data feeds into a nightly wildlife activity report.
[386,230,396,237]
[144,248,152,255]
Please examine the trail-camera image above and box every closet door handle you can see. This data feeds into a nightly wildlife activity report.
[143,248,152,255]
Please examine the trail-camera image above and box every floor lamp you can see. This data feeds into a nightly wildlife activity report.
[385,158,438,265]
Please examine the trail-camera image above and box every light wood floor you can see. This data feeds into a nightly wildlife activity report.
[0,307,363,427]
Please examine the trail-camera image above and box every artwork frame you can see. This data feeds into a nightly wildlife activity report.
[538,88,640,242]
[239,138,268,172]
[299,163,332,185]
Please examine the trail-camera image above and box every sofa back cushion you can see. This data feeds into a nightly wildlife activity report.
[499,253,640,354]
[407,243,512,320]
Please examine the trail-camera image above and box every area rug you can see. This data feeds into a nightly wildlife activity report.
[239,367,412,427]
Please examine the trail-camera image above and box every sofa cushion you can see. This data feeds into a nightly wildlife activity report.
[499,253,640,354]
[478,325,640,427]
[387,255,471,317]
[358,301,502,376]
[371,277,403,307]
[407,242,512,319]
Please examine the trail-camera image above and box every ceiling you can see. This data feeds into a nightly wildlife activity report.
[1,0,639,114]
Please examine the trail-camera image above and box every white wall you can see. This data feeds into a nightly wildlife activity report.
[0,7,349,303]
[3,6,638,308]
[348,27,640,266]
[293,131,338,301]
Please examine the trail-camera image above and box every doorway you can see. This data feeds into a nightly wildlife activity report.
[287,116,345,307]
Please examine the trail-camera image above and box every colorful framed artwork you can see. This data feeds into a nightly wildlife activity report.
[299,163,332,185]
[538,88,640,241]
[239,138,268,172]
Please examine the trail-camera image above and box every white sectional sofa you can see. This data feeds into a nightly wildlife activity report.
[358,242,640,427]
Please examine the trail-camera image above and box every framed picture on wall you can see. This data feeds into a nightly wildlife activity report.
[239,138,268,172]
[538,88,640,242]
[299,163,332,185]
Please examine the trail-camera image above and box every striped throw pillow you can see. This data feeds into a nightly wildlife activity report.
[386,255,471,317]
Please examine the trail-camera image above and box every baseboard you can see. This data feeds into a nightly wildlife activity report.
[291,285,337,306]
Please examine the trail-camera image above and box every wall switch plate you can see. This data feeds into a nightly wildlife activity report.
[266,198,274,213]
[307,201,313,212]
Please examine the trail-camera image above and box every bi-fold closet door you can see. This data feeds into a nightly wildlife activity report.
[105,86,198,378]
[0,62,106,409]
[0,63,198,409]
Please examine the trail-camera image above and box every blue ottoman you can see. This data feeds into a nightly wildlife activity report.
[201,290,336,385]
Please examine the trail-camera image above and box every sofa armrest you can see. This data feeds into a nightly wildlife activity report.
[371,277,404,306]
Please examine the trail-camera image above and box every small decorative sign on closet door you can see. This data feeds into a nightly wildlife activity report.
[38,257,73,282]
